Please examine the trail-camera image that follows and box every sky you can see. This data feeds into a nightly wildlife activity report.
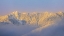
[0,0,64,15]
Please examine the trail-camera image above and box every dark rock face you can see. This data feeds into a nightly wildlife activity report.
[21,20,26,25]
[9,18,20,25]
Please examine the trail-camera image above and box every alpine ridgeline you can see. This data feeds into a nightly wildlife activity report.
[0,11,64,26]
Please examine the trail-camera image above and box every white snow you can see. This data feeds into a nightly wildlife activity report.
[22,18,64,36]
[0,12,64,36]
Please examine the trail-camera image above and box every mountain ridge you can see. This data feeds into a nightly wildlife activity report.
[0,11,64,26]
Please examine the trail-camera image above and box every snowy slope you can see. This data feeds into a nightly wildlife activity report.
[0,11,64,36]
[0,11,64,26]
[22,18,64,36]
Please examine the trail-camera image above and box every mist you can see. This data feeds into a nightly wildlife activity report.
[22,18,64,36]
[0,24,38,36]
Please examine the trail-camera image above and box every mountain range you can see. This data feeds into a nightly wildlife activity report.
[0,11,64,26]
[0,11,64,36]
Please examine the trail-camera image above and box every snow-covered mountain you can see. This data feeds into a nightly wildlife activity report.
[0,11,64,36]
[0,11,64,26]
[22,17,64,36]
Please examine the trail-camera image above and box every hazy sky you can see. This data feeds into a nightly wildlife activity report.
[0,0,64,15]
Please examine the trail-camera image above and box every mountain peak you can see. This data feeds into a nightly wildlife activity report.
[0,11,64,26]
